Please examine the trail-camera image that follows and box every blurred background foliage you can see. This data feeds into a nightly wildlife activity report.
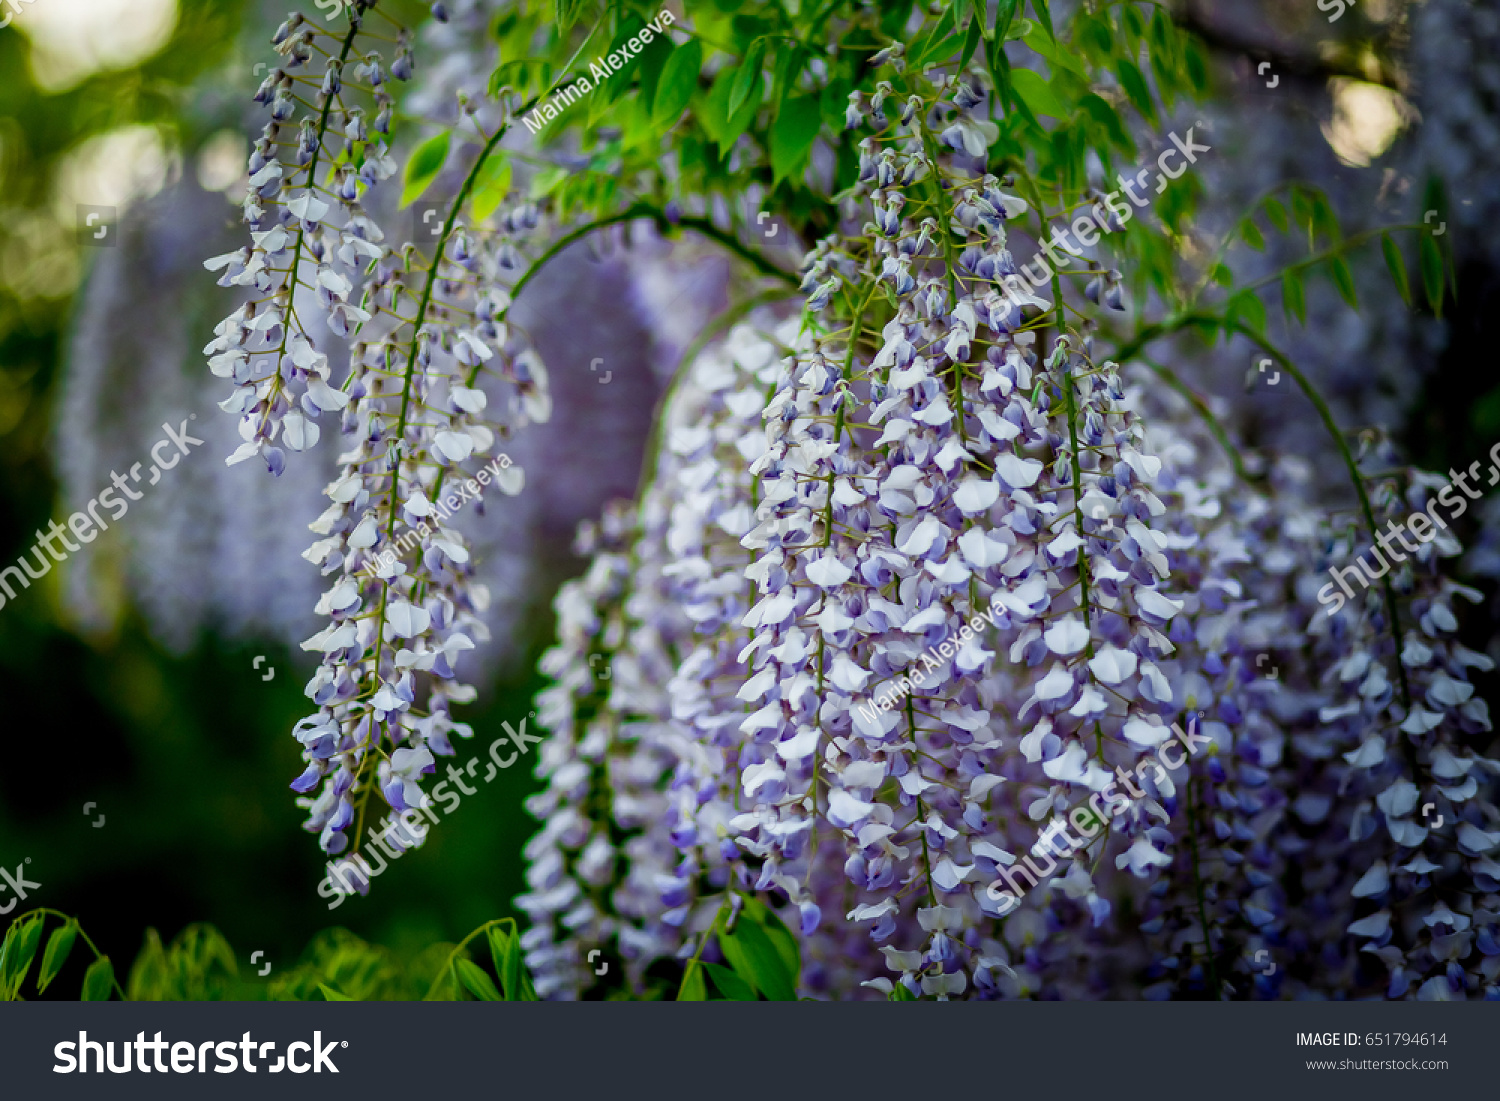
[0,0,551,990]
[1,0,1498,995]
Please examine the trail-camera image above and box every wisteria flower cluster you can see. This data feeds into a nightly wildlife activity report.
[515,53,1500,1000]
[190,0,1497,1001]
[204,0,557,883]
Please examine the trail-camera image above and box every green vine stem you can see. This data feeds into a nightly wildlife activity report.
[425,917,519,1000]
[1233,323,1413,715]
[676,900,731,999]
[1184,778,1221,999]
[1110,312,1414,716]
[1138,354,1253,484]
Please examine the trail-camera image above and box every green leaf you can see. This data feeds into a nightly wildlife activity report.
[967,0,991,39]
[984,32,1036,129]
[889,982,917,1001]
[703,961,757,1000]
[1421,174,1456,292]
[1010,68,1067,120]
[1184,43,1208,93]
[1210,262,1233,288]
[1004,16,1034,40]
[881,0,915,36]
[1382,233,1411,306]
[729,38,766,121]
[715,924,757,994]
[1420,233,1445,318]
[555,0,588,31]
[1030,0,1055,39]
[994,0,1020,38]
[1148,7,1174,58]
[740,897,801,981]
[126,929,167,1000]
[1474,388,1500,440]
[911,2,957,67]
[1078,93,1132,152]
[770,94,822,184]
[730,13,773,49]
[724,66,763,149]
[1114,59,1155,123]
[1024,25,1084,76]
[677,960,708,1001]
[2,915,43,994]
[1263,196,1288,233]
[598,19,646,102]
[470,153,512,224]
[318,982,354,1001]
[654,39,702,129]
[701,66,735,146]
[81,958,115,1001]
[635,31,675,113]
[959,11,984,70]
[1291,187,1316,241]
[1330,255,1358,310]
[1312,193,1341,244]
[771,44,807,117]
[1240,217,1264,251]
[455,959,503,1001]
[1281,268,1306,326]
[37,920,77,995]
[486,924,525,1001]
[1080,15,1113,58]
[721,919,795,1001]
[401,130,451,208]
[1228,289,1267,334]
[423,965,461,1001]
[1148,44,1177,113]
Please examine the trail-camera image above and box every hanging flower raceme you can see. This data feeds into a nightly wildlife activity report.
[285,107,552,878]
[517,315,804,998]
[686,64,1193,998]
[1289,451,1500,1000]
[204,1,410,476]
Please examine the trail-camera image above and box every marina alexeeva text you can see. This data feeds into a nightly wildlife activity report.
[855,591,1008,724]
[521,9,676,135]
